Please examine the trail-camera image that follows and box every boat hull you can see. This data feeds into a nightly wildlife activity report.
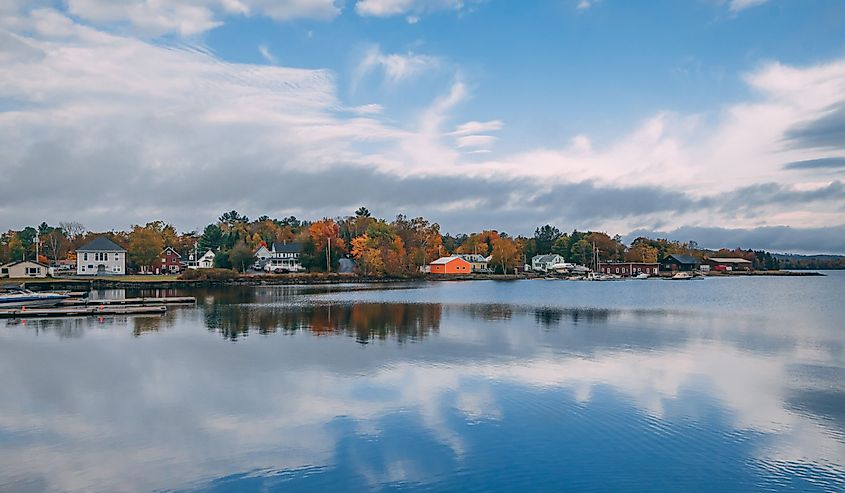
[0,294,69,308]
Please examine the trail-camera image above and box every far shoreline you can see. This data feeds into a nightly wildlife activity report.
[7,269,828,291]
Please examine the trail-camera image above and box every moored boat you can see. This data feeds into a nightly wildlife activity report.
[0,287,69,308]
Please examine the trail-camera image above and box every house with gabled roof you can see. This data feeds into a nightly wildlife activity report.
[265,242,305,273]
[76,236,126,275]
[660,254,700,272]
[156,246,182,274]
[429,256,471,274]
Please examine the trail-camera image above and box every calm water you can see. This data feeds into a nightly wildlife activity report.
[1,274,844,492]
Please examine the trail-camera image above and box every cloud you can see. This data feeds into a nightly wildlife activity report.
[353,45,440,88]
[576,0,600,11]
[783,157,845,170]
[62,0,339,36]
[625,224,845,254]
[449,120,503,136]
[783,103,845,151]
[354,0,482,18]
[729,0,769,12]
[257,43,276,64]
[1,8,845,252]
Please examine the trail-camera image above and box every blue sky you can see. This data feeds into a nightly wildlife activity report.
[1,0,845,252]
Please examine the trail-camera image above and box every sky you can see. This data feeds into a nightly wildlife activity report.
[1,0,845,253]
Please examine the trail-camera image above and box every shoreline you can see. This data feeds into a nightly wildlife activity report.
[5,270,827,290]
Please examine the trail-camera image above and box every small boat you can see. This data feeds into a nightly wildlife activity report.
[668,272,693,280]
[634,273,650,279]
[0,287,70,308]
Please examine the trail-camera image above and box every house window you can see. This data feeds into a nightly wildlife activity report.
[84,253,88,261]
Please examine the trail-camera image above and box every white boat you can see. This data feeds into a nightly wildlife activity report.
[0,287,69,308]
[668,272,693,280]
[634,273,650,279]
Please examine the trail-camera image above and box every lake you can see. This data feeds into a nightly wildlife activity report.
[1,274,844,492]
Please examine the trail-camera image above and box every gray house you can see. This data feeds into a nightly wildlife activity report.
[76,236,126,275]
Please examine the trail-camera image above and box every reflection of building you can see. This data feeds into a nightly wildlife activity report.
[532,254,565,273]
[707,257,753,271]
[1,260,49,278]
[76,237,126,275]
[430,256,472,274]
[598,262,659,277]
[660,254,699,272]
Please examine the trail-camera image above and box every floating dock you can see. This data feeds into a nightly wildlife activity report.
[58,296,196,307]
[0,305,167,318]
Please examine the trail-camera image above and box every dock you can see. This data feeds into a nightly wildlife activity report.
[0,305,167,318]
[59,296,196,307]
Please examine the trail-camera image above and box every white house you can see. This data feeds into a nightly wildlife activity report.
[265,242,305,273]
[76,237,126,275]
[253,244,271,270]
[531,254,565,273]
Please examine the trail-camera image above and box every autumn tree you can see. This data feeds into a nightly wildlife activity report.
[306,219,345,272]
[491,236,520,274]
[228,241,255,272]
[128,225,164,273]
[625,242,659,263]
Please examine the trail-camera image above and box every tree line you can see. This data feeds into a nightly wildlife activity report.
[0,209,789,275]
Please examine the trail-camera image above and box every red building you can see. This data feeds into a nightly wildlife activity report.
[598,262,659,277]
[429,256,472,274]
[156,246,182,274]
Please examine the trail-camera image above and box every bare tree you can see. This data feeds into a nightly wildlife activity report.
[59,221,86,241]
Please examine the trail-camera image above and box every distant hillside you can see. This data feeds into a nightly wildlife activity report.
[773,253,845,270]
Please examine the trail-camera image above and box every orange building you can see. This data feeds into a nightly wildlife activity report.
[429,256,472,274]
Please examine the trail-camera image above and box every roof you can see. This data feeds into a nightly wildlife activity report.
[708,257,752,264]
[431,256,469,265]
[664,254,698,264]
[533,254,562,263]
[271,242,304,254]
[161,246,181,257]
[2,260,48,268]
[77,236,126,252]
[453,254,487,262]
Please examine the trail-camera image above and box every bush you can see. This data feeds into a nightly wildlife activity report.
[179,268,239,281]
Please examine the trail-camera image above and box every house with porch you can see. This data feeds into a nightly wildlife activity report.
[265,242,305,273]
[76,237,126,275]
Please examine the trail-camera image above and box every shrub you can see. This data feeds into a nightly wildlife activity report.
[179,268,239,281]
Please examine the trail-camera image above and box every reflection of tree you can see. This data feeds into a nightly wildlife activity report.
[533,307,610,327]
[132,316,164,337]
[462,304,513,321]
[204,303,442,343]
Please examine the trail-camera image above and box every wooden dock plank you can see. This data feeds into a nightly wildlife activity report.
[59,297,196,307]
[0,305,167,318]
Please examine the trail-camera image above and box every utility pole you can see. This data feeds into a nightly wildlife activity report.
[326,236,331,273]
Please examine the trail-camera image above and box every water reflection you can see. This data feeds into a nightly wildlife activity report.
[0,280,844,492]
[204,303,442,343]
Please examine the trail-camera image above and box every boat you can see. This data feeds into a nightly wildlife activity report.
[668,272,693,280]
[0,287,70,308]
[634,273,650,279]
